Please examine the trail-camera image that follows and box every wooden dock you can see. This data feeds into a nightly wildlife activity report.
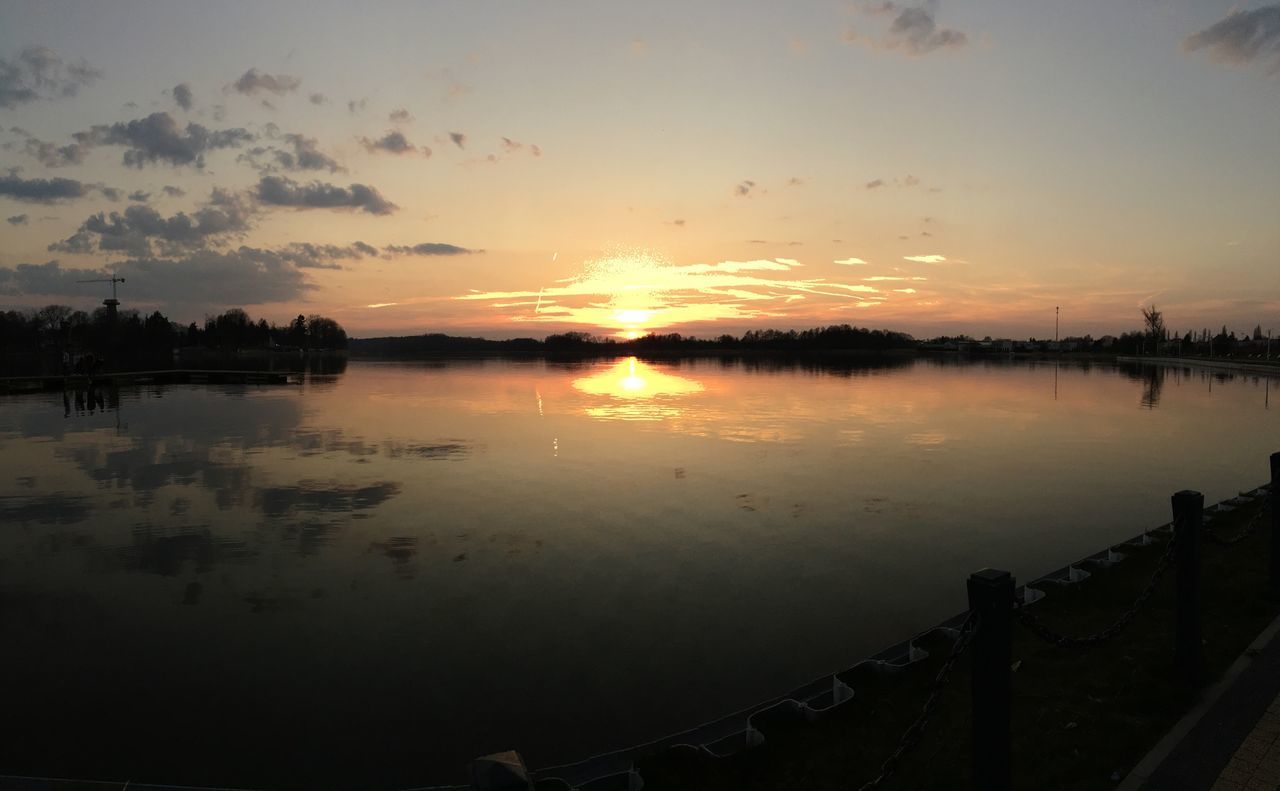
[0,369,300,394]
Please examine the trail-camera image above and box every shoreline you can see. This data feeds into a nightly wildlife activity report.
[493,484,1275,791]
[1117,355,1280,376]
[0,368,299,393]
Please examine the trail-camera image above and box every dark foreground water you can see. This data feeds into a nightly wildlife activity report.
[1,357,1276,788]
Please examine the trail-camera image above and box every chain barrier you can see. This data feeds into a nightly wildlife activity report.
[1014,531,1177,649]
[856,610,980,791]
[1203,508,1266,547]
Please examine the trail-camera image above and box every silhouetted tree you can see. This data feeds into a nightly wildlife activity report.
[289,314,308,348]
[1141,305,1165,353]
[306,315,348,349]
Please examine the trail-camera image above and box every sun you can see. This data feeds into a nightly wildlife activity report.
[581,251,669,337]
[614,309,655,325]
[614,308,656,339]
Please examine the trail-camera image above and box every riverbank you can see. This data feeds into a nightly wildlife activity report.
[0,368,299,394]
[521,485,1277,790]
[1117,356,1280,376]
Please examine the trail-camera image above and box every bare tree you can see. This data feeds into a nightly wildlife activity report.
[1141,304,1165,354]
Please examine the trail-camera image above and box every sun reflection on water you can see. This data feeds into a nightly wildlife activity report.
[572,357,705,421]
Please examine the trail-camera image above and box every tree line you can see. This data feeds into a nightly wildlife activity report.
[351,324,918,356]
[1134,304,1272,358]
[0,304,348,357]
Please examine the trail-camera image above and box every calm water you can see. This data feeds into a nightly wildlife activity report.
[1,357,1277,788]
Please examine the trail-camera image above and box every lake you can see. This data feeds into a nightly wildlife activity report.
[1,357,1276,789]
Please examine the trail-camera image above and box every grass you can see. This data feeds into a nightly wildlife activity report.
[619,493,1276,790]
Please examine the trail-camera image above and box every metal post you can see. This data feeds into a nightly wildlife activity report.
[1270,453,1280,599]
[968,569,1014,791]
[1173,490,1204,686]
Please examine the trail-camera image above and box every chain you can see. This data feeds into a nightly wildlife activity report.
[856,610,980,791]
[1014,532,1177,649]
[1203,509,1266,547]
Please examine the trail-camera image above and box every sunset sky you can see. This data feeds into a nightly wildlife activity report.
[1,0,1277,340]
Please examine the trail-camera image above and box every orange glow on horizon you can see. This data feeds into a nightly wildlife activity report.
[455,250,891,338]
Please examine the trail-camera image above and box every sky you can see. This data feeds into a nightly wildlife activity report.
[1,0,1277,341]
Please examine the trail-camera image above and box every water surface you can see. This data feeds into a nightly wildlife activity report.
[1,357,1276,788]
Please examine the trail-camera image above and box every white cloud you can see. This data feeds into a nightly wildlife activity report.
[454,252,883,332]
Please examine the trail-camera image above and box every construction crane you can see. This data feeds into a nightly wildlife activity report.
[76,276,126,313]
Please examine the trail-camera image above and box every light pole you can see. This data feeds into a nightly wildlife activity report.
[1055,306,1059,344]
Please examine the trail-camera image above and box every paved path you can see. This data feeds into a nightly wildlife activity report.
[1211,696,1280,790]
[1128,615,1280,790]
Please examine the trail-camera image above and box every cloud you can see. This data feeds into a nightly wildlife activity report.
[734,179,759,197]
[360,130,426,156]
[22,135,91,167]
[478,136,542,162]
[309,92,328,105]
[242,132,344,172]
[0,170,111,203]
[668,219,686,227]
[49,190,254,257]
[255,175,397,215]
[0,46,102,109]
[231,68,301,96]
[162,185,186,198]
[384,242,477,256]
[848,3,968,56]
[347,98,367,115]
[172,82,193,111]
[389,108,413,123]
[0,249,312,306]
[1183,6,1280,73]
[274,242,378,269]
[866,174,925,189]
[456,253,888,332]
[500,137,523,153]
[280,133,343,171]
[6,214,28,225]
[834,257,868,265]
[787,176,805,187]
[904,254,946,263]
[449,131,466,149]
[128,190,150,202]
[78,111,255,168]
